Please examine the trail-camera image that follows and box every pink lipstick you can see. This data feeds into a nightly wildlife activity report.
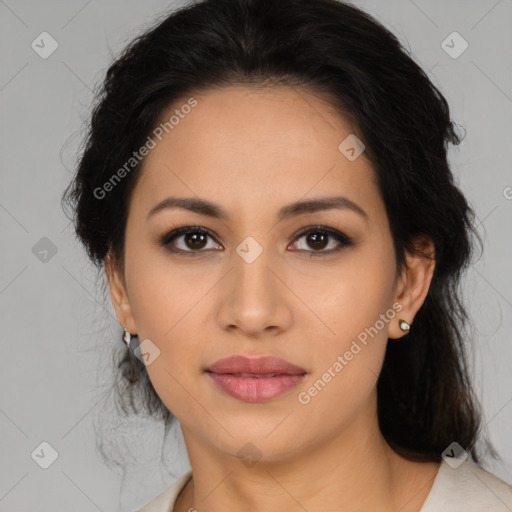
[205,355,306,402]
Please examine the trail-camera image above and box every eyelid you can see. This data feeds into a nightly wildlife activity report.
[159,225,221,254]
[159,224,354,256]
[289,224,354,256]
[291,224,352,244]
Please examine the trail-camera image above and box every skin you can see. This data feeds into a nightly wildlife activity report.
[106,85,439,512]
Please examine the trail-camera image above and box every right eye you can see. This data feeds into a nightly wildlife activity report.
[160,226,223,255]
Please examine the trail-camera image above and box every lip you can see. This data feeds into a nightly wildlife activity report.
[207,355,306,375]
[205,355,307,402]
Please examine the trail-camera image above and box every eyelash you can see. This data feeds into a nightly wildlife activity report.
[159,225,354,257]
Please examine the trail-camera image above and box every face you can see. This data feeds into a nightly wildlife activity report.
[106,85,434,463]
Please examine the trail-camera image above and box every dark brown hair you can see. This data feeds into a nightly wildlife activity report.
[62,0,496,469]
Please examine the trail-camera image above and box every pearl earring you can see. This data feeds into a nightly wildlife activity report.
[123,325,138,349]
[399,319,411,332]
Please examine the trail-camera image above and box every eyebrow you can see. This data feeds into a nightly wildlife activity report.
[146,195,368,223]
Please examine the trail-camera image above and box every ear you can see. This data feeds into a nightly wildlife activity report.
[388,235,435,340]
[105,251,138,334]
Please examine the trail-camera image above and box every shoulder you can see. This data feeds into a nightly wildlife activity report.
[420,458,512,512]
[134,470,192,512]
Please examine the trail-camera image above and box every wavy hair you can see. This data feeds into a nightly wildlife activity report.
[62,0,495,468]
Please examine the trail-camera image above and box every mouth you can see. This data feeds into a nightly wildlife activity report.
[205,355,307,402]
[206,354,307,375]
[219,373,286,378]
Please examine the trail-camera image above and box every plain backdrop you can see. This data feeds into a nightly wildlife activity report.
[1,0,511,510]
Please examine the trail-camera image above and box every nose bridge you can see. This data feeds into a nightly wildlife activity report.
[216,234,292,334]
[233,236,278,305]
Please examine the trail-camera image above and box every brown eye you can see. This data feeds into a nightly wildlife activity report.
[305,232,329,251]
[290,226,354,256]
[160,226,222,255]
[183,232,208,250]
[160,225,353,257]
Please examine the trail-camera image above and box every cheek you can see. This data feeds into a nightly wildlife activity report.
[123,225,397,432]
[124,238,205,337]
[292,253,395,411]
[295,293,391,434]
[290,247,396,347]
[122,246,214,416]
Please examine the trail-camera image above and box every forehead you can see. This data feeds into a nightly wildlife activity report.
[130,85,383,224]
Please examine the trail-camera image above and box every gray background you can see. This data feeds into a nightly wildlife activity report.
[1,0,511,510]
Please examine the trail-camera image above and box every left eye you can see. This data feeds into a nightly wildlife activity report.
[289,226,353,256]
[160,225,353,256]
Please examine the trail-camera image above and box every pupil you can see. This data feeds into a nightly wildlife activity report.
[186,233,207,250]
[308,233,327,250]
[183,232,329,251]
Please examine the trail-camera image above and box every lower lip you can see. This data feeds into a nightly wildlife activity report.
[207,372,306,402]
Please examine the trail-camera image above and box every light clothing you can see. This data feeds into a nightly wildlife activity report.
[135,458,512,511]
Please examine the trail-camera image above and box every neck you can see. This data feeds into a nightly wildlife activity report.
[175,396,440,512]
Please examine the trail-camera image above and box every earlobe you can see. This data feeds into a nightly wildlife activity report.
[389,236,435,340]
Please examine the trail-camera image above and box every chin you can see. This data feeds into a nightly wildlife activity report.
[212,424,310,463]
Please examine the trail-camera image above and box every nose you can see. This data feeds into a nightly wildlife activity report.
[215,244,293,338]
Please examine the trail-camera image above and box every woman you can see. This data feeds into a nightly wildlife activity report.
[61,0,512,510]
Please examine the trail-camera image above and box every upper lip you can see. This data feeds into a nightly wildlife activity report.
[206,355,306,375]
